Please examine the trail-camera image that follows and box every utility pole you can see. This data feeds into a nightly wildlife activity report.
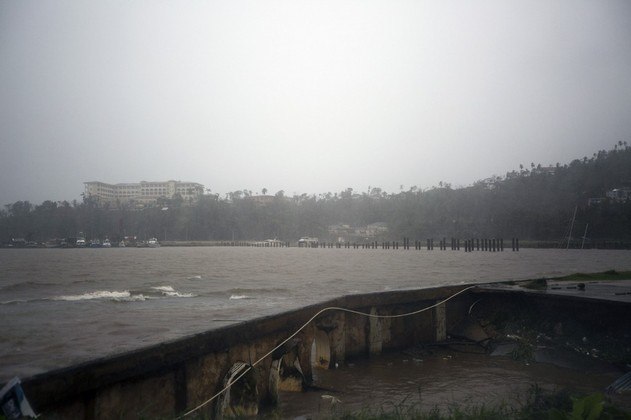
[566,206,577,250]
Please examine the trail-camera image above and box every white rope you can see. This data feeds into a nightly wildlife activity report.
[177,285,476,418]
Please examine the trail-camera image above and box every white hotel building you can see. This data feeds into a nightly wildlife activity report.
[84,180,204,207]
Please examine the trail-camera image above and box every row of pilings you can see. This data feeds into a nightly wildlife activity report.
[295,237,520,251]
[217,241,292,247]
[213,238,521,251]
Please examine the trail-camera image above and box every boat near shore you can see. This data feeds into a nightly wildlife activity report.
[135,238,161,248]
[298,236,319,247]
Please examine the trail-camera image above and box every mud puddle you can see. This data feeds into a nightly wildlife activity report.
[276,349,624,418]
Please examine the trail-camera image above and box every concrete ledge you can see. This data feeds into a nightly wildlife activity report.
[15,282,629,419]
[18,285,470,417]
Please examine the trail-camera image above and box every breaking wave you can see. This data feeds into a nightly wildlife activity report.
[0,285,197,304]
[151,286,195,298]
[229,295,253,300]
[53,291,146,302]
[227,287,289,295]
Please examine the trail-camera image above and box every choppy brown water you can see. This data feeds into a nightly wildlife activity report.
[277,349,622,418]
[1,247,630,382]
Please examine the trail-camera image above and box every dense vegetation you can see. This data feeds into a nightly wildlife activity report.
[1,143,630,244]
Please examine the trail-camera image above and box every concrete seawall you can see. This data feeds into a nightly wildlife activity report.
[14,283,631,419]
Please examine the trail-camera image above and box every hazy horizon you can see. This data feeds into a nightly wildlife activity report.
[2,1,631,206]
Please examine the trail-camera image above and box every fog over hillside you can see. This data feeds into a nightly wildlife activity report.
[2,1,631,206]
[2,144,630,245]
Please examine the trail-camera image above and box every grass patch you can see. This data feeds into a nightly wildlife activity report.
[515,270,631,290]
[550,270,631,282]
[521,278,548,290]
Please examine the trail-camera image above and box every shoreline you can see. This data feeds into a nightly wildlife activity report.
[3,239,631,249]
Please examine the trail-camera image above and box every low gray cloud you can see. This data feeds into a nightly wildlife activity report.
[1,0,630,205]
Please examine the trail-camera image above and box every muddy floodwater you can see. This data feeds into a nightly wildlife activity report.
[1,247,631,382]
[277,349,624,418]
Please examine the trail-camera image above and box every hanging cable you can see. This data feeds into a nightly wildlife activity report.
[177,285,476,418]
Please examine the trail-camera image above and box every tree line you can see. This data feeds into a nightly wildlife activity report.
[2,143,630,245]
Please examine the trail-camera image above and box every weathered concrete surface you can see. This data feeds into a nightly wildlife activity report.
[434,302,447,342]
[12,283,628,419]
[543,279,631,303]
[479,279,631,303]
[186,352,228,417]
[471,283,631,365]
[16,285,469,419]
[95,372,175,418]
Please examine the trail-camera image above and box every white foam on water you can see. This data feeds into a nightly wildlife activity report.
[229,294,252,300]
[117,294,148,302]
[187,275,202,279]
[152,286,195,298]
[170,291,195,298]
[53,290,132,301]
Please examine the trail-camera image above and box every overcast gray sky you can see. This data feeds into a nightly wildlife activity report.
[1,0,631,205]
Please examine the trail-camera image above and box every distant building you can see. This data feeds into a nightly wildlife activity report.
[535,165,557,175]
[328,224,354,242]
[328,222,389,241]
[84,180,204,207]
[363,222,389,237]
[606,188,631,202]
[297,237,319,247]
[245,195,277,206]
